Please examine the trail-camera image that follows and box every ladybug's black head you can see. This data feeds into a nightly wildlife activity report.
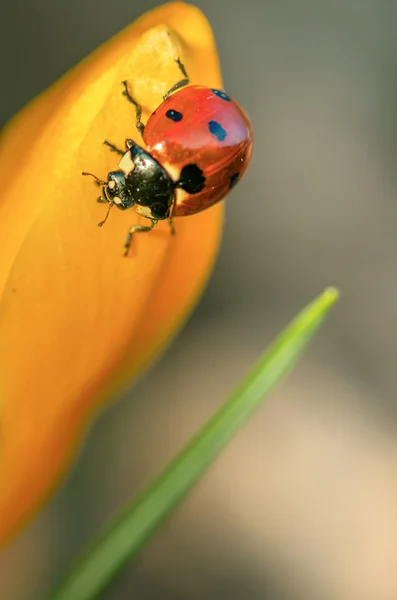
[102,170,134,211]
[82,169,134,212]
[82,167,136,229]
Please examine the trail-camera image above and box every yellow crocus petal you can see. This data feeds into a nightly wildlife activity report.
[0,2,223,546]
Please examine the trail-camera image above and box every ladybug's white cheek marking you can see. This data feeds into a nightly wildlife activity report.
[113,196,122,205]
[135,205,155,219]
[108,181,116,190]
[119,152,135,176]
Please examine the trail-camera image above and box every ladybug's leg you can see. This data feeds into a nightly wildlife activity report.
[121,81,145,139]
[103,140,124,156]
[124,219,158,256]
[163,57,190,100]
[168,218,175,235]
[168,197,176,235]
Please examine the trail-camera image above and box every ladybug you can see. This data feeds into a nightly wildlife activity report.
[83,58,253,256]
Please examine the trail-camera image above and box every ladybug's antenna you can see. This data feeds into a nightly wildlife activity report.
[82,171,106,187]
[98,202,114,227]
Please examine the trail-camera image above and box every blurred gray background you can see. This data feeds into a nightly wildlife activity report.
[2,1,397,599]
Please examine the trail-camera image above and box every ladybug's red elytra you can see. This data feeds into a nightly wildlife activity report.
[83,58,253,256]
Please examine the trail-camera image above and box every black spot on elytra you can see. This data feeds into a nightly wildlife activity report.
[211,89,231,102]
[208,120,227,142]
[166,109,183,122]
[176,164,206,194]
[229,172,240,189]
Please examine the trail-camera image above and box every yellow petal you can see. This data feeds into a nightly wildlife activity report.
[0,2,223,546]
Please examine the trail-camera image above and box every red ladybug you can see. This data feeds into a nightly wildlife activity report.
[83,58,253,255]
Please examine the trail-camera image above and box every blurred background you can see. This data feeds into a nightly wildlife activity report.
[2,1,397,599]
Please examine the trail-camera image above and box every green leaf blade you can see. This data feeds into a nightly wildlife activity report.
[48,287,339,600]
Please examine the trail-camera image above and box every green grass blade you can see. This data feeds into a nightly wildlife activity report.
[47,287,339,600]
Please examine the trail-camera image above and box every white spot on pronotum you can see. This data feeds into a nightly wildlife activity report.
[113,196,122,205]
[135,205,154,219]
[108,180,116,190]
[119,152,135,176]
[162,161,181,182]
[175,188,190,204]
